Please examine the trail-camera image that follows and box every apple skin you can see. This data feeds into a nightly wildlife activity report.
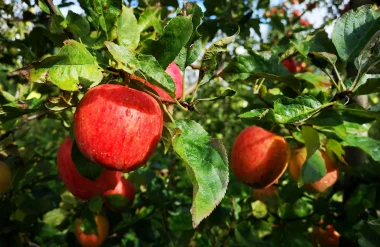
[57,137,122,200]
[74,84,163,172]
[75,215,109,247]
[281,57,297,73]
[289,147,338,193]
[0,161,11,195]
[312,224,340,247]
[231,126,290,189]
[131,62,183,101]
[102,176,135,211]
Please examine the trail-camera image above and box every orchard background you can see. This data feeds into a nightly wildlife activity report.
[1,0,380,246]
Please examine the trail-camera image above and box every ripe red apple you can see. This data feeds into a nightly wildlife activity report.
[102,176,135,211]
[131,62,183,101]
[0,161,11,195]
[75,214,109,247]
[293,10,301,17]
[231,126,290,189]
[57,137,121,200]
[74,84,163,172]
[253,185,279,203]
[288,147,338,193]
[300,19,311,27]
[282,57,297,73]
[312,223,340,247]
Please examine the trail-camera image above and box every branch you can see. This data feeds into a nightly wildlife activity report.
[43,0,58,15]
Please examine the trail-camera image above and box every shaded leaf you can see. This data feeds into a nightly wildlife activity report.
[71,140,103,181]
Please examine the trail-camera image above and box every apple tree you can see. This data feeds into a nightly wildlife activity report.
[1,0,380,246]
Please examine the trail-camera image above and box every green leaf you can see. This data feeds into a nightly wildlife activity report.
[17,40,103,91]
[173,119,229,228]
[71,140,103,181]
[78,0,122,39]
[201,26,239,70]
[105,41,175,96]
[332,5,380,62]
[239,96,331,124]
[89,196,103,213]
[103,194,132,210]
[140,16,193,69]
[43,208,68,226]
[251,201,267,219]
[138,7,162,33]
[274,96,324,124]
[117,6,139,50]
[355,30,380,75]
[339,134,380,162]
[66,11,90,39]
[38,0,51,14]
[300,151,327,185]
[222,53,300,92]
[326,139,347,165]
[301,126,320,158]
[186,38,202,67]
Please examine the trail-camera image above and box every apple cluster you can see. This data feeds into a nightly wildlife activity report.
[231,126,339,192]
[56,63,183,247]
[232,126,340,246]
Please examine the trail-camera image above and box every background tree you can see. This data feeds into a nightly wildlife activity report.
[1,0,380,246]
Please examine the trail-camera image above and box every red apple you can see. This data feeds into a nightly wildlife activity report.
[131,62,183,101]
[293,10,302,17]
[74,84,163,172]
[288,147,338,193]
[102,176,135,211]
[300,19,311,27]
[231,126,290,189]
[282,57,297,73]
[57,137,121,200]
[75,214,109,247]
[0,161,11,195]
[312,223,340,247]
